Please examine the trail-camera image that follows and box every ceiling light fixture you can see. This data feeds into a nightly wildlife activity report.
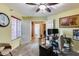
[39,5,46,10]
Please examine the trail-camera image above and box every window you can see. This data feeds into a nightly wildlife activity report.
[11,16,21,40]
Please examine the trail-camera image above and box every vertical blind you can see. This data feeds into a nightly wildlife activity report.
[11,16,21,40]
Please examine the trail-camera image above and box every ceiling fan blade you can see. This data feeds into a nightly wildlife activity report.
[26,3,37,5]
[47,3,58,6]
[46,8,51,12]
[36,8,40,12]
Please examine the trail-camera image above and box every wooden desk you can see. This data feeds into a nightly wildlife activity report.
[39,45,53,56]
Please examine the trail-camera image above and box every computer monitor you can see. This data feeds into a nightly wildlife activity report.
[52,29,59,34]
[48,29,52,35]
[48,29,59,35]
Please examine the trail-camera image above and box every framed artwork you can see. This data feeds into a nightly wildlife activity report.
[73,29,79,40]
[59,14,79,28]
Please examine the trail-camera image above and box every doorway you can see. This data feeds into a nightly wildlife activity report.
[31,21,46,44]
[34,24,40,39]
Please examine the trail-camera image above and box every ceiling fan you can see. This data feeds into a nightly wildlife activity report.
[26,3,58,12]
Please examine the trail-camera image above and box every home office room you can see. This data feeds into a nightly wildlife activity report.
[0,2,79,56]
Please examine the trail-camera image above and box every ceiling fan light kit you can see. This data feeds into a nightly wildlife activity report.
[39,5,46,10]
[26,3,58,13]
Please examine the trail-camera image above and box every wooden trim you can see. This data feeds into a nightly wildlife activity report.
[11,16,21,20]
[31,21,35,42]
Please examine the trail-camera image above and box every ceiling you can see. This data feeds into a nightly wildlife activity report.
[6,3,79,17]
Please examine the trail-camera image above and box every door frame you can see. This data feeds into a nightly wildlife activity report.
[31,21,46,43]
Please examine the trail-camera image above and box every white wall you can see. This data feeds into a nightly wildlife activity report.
[21,20,31,44]
[46,18,54,36]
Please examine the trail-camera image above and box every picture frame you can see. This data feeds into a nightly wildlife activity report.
[59,14,79,28]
